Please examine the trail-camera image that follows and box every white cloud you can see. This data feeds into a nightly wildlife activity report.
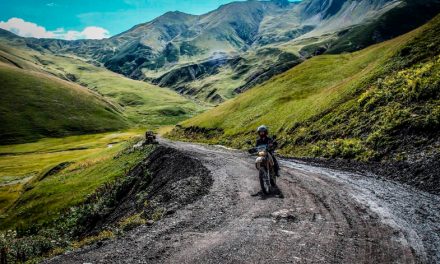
[0,17,110,40]
[0,18,55,38]
[79,26,109,39]
[62,27,110,40]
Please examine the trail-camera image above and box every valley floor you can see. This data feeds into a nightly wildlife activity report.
[0,129,145,226]
[47,139,440,263]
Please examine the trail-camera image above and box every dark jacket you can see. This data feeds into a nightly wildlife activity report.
[256,136,278,152]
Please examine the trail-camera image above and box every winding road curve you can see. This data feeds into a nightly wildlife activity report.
[48,139,440,263]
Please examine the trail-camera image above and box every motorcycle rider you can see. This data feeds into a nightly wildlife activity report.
[256,125,280,177]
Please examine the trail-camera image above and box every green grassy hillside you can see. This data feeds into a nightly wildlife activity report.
[0,41,206,144]
[0,130,143,223]
[39,54,206,126]
[0,62,129,144]
[169,14,440,162]
[0,132,153,262]
[0,130,149,229]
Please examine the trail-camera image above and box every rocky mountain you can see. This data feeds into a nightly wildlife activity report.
[2,0,439,103]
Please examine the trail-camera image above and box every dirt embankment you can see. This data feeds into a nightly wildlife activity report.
[79,146,213,236]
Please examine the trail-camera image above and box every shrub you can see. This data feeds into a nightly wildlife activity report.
[312,139,371,160]
[72,230,114,249]
[118,214,146,231]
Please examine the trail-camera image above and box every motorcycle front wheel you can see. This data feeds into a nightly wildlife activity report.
[259,167,271,194]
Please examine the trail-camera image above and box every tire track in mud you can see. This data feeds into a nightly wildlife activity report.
[47,140,439,263]
[281,160,440,263]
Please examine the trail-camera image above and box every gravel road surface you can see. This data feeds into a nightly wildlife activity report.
[47,139,440,264]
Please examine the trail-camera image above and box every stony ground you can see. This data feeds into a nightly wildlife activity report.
[47,139,440,264]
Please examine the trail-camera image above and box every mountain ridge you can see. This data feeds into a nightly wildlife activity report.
[1,0,439,103]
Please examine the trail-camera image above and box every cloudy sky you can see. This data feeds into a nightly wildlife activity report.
[0,0,246,40]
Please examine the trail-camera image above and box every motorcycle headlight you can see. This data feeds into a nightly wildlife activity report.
[258,151,266,157]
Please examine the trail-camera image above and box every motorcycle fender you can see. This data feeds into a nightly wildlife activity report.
[255,157,265,169]
[255,157,265,164]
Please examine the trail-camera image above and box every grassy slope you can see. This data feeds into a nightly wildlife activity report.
[169,14,440,162]
[0,62,129,144]
[44,55,206,126]
[0,40,205,230]
[0,28,205,233]
[0,41,206,135]
[0,130,147,229]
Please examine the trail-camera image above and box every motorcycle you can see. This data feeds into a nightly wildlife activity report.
[248,143,277,195]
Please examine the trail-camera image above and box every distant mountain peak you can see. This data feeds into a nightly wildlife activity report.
[271,0,290,7]
[160,10,195,18]
[151,10,196,24]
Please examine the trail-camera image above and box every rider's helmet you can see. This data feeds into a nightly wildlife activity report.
[257,125,268,137]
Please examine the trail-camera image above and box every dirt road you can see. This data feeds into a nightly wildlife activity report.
[48,140,440,263]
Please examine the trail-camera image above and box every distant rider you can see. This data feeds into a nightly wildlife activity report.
[255,125,280,177]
